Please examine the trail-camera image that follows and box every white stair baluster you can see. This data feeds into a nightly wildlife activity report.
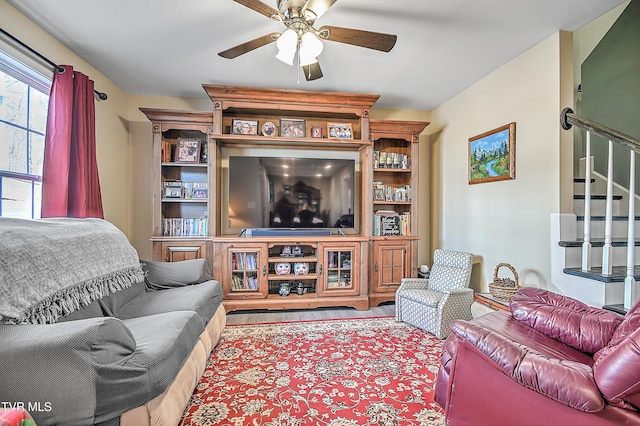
[582,131,592,271]
[625,151,636,310]
[602,139,614,275]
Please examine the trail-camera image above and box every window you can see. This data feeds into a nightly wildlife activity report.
[0,50,51,218]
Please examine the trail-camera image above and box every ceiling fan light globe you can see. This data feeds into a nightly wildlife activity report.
[300,31,323,57]
[276,49,296,65]
[276,28,298,66]
[299,32,322,66]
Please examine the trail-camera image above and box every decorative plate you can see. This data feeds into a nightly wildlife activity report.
[262,121,276,137]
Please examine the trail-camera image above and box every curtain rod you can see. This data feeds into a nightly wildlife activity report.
[0,28,108,100]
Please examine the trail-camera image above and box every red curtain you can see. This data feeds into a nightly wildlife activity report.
[41,65,103,218]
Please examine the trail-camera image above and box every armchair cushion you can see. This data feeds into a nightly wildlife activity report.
[397,289,443,308]
[428,249,474,293]
[511,287,624,354]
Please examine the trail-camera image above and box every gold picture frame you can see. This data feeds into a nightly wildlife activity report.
[468,122,516,184]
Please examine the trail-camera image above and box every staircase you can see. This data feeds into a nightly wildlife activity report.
[553,109,640,311]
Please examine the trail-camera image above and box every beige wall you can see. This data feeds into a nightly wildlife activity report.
[427,32,574,292]
[1,0,131,235]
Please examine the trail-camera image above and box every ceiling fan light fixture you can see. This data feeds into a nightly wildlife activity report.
[275,28,297,65]
[299,31,323,66]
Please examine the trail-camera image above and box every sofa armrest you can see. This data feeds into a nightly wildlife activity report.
[141,258,213,290]
[398,277,430,291]
[0,318,148,425]
[450,319,605,413]
[510,287,623,354]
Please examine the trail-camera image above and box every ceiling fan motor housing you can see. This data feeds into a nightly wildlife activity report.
[277,0,316,20]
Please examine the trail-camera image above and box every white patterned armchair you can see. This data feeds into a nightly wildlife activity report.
[395,249,474,339]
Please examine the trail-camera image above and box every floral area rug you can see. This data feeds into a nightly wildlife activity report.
[180,317,445,426]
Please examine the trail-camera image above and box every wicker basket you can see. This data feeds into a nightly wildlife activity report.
[489,263,520,301]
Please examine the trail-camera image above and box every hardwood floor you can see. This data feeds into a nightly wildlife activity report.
[225,302,396,325]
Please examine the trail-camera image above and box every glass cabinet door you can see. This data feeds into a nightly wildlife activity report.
[227,245,267,298]
[319,244,359,297]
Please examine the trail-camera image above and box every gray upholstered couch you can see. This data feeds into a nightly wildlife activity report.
[0,218,226,426]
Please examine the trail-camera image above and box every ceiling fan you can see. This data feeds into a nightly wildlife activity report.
[218,0,397,81]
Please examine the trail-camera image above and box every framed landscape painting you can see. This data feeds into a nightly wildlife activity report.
[468,122,516,184]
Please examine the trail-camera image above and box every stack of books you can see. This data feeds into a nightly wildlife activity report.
[373,210,411,236]
[161,218,208,236]
[231,274,258,290]
[232,253,257,270]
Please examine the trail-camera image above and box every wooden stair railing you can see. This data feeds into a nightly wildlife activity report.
[561,107,640,310]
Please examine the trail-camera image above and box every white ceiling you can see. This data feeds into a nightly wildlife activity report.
[7,0,628,110]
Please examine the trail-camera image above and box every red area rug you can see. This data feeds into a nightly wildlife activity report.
[180,317,445,425]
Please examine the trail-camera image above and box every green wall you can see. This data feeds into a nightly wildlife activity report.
[582,0,640,189]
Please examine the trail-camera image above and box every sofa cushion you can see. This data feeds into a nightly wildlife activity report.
[451,317,604,412]
[56,281,147,322]
[57,297,105,322]
[592,298,640,411]
[593,327,640,411]
[452,311,595,365]
[117,280,223,326]
[511,287,623,354]
[141,259,213,290]
[121,311,204,401]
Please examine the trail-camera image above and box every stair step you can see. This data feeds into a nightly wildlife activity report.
[574,194,623,200]
[563,265,640,283]
[577,215,640,221]
[559,238,640,247]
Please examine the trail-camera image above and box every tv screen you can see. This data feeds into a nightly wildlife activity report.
[228,156,355,231]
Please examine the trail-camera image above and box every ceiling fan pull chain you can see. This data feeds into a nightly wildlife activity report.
[297,45,301,85]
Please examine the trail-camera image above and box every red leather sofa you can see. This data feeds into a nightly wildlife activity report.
[435,287,640,425]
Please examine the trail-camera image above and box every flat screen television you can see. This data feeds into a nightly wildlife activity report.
[227,155,357,234]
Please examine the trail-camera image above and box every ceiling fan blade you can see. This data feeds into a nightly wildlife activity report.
[318,25,397,52]
[232,0,280,19]
[218,33,280,59]
[301,0,337,20]
[302,62,323,81]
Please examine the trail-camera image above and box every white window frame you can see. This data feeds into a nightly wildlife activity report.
[0,48,52,218]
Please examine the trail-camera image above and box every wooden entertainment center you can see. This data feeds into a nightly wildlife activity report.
[141,85,428,312]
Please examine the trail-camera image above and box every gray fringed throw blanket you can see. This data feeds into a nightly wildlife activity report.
[0,217,144,324]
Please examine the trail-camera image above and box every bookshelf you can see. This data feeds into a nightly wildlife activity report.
[140,108,214,265]
[368,119,429,307]
[141,87,428,312]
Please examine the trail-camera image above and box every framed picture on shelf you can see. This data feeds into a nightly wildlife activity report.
[468,122,516,185]
[163,185,182,199]
[311,126,323,138]
[232,119,259,135]
[262,121,277,137]
[174,138,201,163]
[328,122,353,139]
[192,188,208,199]
[279,118,306,137]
